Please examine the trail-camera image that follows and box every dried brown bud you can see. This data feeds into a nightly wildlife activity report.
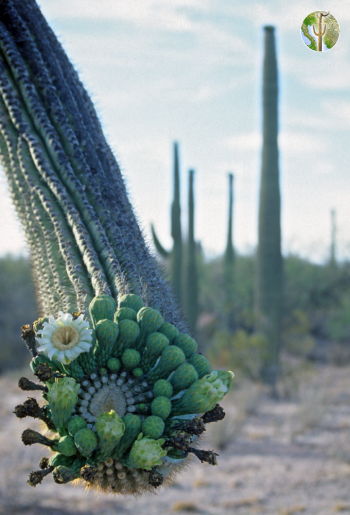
[21,428,55,448]
[81,465,97,483]
[39,457,50,470]
[172,417,205,435]
[148,468,163,488]
[201,404,225,424]
[14,404,28,419]
[21,324,37,357]
[27,466,54,487]
[34,363,53,382]
[18,377,46,392]
[189,447,218,466]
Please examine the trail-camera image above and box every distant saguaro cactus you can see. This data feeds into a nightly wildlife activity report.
[313,11,330,51]
[223,173,235,330]
[255,26,283,391]
[185,170,198,332]
[0,0,233,494]
[151,142,183,302]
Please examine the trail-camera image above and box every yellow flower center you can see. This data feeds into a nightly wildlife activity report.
[51,326,80,350]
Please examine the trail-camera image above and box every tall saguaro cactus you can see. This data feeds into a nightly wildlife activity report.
[255,26,283,389]
[223,173,235,330]
[151,142,183,302]
[185,169,198,332]
[0,0,234,495]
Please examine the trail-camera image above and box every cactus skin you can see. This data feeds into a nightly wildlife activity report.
[151,142,183,302]
[255,26,283,392]
[3,0,233,496]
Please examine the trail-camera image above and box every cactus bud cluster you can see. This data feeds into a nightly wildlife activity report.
[15,294,234,494]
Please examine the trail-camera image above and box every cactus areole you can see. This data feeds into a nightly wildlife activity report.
[0,0,234,494]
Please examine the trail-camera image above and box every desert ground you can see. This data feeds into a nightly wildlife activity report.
[1,361,350,515]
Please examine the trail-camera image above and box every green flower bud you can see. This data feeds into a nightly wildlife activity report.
[169,363,198,393]
[140,332,169,373]
[119,294,144,313]
[89,295,116,327]
[151,396,172,419]
[49,453,74,468]
[57,435,77,457]
[173,334,197,359]
[95,319,119,351]
[74,428,98,457]
[53,465,80,484]
[129,434,166,470]
[121,349,141,369]
[114,307,137,323]
[133,367,143,378]
[135,308,163,351]
[187,354,211,378]
[157,322,180,343]
[153,379,173,398]
[146,346,186,384]
[67,416,87,437]
[170,370,234,416]
[107,357,121,372]
[113,413,142,460]
[113,319,140,356]
[142,415,165,439]
[47,377,79,431]
[96,410,125,457]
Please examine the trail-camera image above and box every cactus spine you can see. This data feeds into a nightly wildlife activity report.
[255,26,283,390]
[185,169,198,332]
[151,142,183,302]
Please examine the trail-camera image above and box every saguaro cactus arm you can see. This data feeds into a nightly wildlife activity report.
[151,142,183,301]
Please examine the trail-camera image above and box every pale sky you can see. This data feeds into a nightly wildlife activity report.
[0,0,349,263]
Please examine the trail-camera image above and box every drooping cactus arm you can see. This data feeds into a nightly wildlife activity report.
[0,0,187,332]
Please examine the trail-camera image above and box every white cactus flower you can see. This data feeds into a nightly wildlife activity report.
[36,312,93,364]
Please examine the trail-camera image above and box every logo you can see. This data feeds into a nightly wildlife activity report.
[301,11,340,52]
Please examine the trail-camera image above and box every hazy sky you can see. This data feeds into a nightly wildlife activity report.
[0,0,349,263]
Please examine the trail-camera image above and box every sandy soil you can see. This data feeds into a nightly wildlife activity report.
[1,363,350,515]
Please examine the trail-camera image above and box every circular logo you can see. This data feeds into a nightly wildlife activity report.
[301,11,340,52]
